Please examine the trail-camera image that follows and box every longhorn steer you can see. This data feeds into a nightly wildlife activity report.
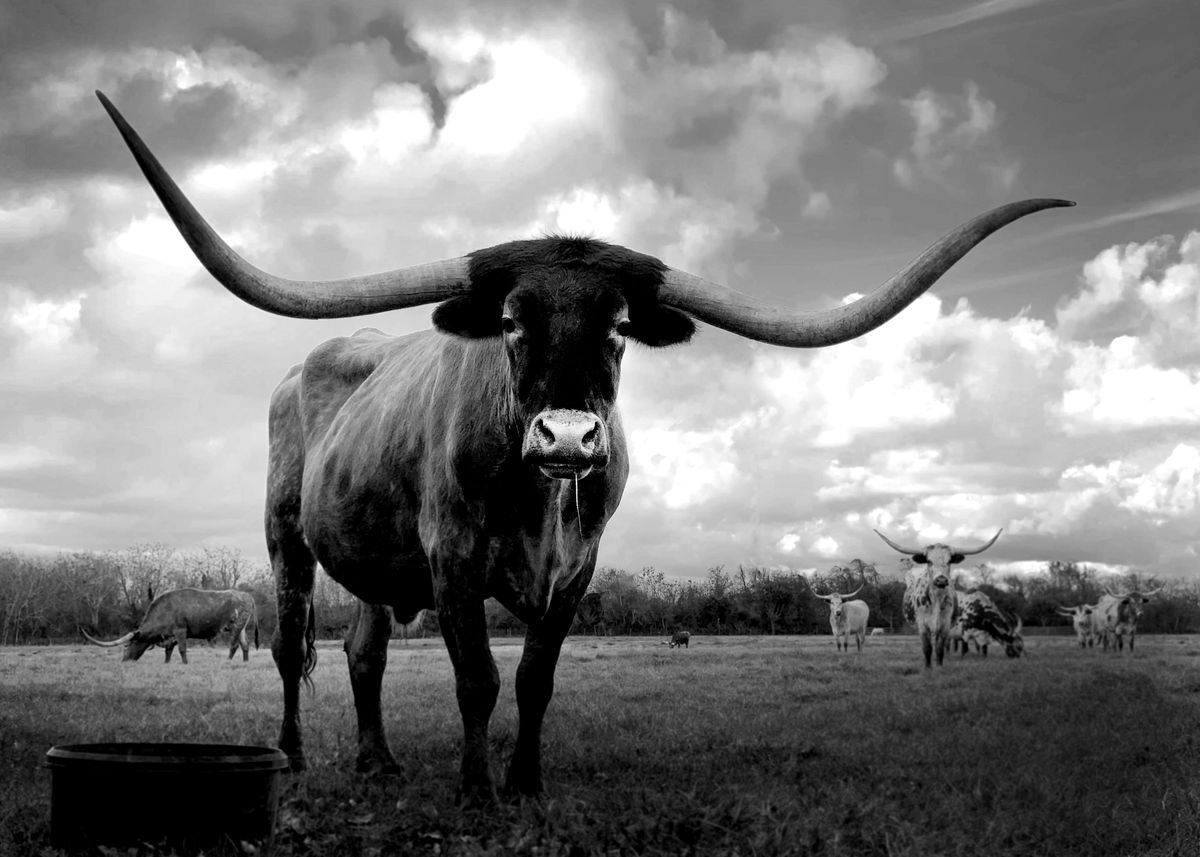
[1056,604,1097,648]
[815,586,869,652]
[82,588,259,663]
[1095,587,1160,652]
[876,530,1003,668]
[98,90,1070,803]
[954,590,1023,658]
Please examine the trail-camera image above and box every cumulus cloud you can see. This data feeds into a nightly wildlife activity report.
[600,233,1200,577]
[892,82,1017,192]
[2,2,1197,584]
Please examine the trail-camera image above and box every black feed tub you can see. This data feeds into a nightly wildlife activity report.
[45,742,288,852]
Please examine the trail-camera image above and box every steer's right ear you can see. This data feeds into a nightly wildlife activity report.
[432,295,504,338]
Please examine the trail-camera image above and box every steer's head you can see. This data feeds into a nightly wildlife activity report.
[878,528,998,607]
[1104,586,1161,624]
[432,241,694,478]
[120,632,158,662]
[1003,614,1024,658]
[876,529,1002,592]
[94,91,1071,484]
[815,586,863,621]
[1056,604,1093,629]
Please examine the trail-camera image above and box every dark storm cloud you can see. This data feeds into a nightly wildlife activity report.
[0,0,447,186]
[1,80,250,185]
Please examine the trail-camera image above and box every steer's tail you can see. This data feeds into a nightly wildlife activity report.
[301,599,318,691]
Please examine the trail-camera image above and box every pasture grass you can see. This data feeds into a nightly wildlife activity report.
[2,635,1199,856]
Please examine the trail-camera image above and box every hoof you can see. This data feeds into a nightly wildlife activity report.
[355,755,402,777]
[286,754,307,774]
[502,772,544,800]
[455,783,498,810]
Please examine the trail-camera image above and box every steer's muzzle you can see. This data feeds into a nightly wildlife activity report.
[933,575,950,588]
[522,409,609,479]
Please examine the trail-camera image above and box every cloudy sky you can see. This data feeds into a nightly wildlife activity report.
[2,0,1198,581]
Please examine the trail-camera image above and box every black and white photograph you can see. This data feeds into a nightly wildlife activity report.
[1,0,1198,853]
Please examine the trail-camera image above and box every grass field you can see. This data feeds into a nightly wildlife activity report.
[2,633,1199,856]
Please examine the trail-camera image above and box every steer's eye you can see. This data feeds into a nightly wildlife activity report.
[501,316,516,335]
[615,319,633,338]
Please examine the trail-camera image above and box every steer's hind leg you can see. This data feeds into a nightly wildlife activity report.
[344,600,401,776]
[266,374,318,773]
[504,565,595,799]
[268,531,316,773]
[229,628,248,661]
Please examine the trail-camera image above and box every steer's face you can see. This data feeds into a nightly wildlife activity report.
[912,544,962,590]
[433,243,695,480]
[122,632,154,662]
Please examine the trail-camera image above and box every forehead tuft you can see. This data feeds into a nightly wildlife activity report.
[468,236,667,296]
[923,544,954,564]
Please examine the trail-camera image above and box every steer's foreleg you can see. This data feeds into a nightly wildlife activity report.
[505,564,594,799]
[920,627,934,668]
[344,600,401,776]
[933,628,948,666]
[436,569,500,806]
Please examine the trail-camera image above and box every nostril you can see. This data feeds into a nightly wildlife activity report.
[535,418,555,447]
[581,421,600,451]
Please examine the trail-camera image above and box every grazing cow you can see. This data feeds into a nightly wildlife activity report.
[870,628,885,637]
[1095,587,1160,652]
[1056,604,1097,648]
[876,530,1003,668]
[815,586,869,652]
[98,90,1070,803]
[954,590,1023,658]
[668,630,691,649]
[82,588,259,663]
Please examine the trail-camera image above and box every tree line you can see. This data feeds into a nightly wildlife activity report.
[1,546,1197,645]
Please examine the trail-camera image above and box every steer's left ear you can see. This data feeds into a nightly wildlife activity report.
[432,295,503,338]
[949,553,965,565]
[626,304,696,347]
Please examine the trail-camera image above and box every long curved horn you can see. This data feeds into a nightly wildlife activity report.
[874,530,924,556]
[1014,615,1023,635]
[81,628,135,648]
[950,528,1003,557]
[1054,608,1077,617]
[96,92,472,319]
[814,592,835,601]
[658,200,1074,347]
[840,585,864,601]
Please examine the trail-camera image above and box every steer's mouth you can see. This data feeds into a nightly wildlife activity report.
[538,462,594,481]
[933,575,950,588]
